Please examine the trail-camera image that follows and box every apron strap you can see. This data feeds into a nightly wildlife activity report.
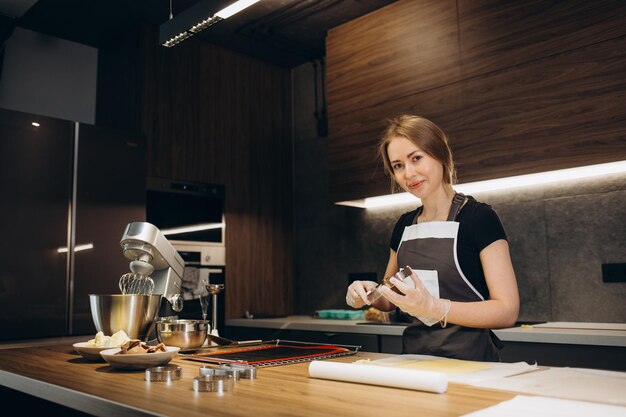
[412,206,423,224]
[412,193,466,224]
[446,193,466,221]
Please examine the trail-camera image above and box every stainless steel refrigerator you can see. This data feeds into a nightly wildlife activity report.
[0,108,145,340]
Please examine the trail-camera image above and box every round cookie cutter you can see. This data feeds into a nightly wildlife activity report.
[193,375,235,393]
[220,364,257,380]
[199,366,240,381]
[145,365,183,382]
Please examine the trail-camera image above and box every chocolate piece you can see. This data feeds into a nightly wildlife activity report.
[117,339,168,355]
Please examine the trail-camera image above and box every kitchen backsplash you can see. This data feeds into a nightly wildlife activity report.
[292,63,626,323]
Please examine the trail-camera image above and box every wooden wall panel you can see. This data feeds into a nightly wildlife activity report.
[327,0,626,202]
[138,27,293,319]
[329,82,463,201]
[455,35,626,182]
[458,0,626,78]
[326,0,460,118]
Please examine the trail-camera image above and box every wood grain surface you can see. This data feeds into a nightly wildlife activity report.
[326,0,461,119]
[326,0,626,201]
[453,35,626,183]
[0,344,517,417]
[136,27,294,320]
[458,0,626,78]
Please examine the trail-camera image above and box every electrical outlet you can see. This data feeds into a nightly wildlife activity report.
[602,263,626,283]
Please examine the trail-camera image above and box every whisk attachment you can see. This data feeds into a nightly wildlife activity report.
[119,272,155,295]
[119,257,156,295]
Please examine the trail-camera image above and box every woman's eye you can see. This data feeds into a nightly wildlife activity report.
[392,163,403,171]
[412,155,422,162]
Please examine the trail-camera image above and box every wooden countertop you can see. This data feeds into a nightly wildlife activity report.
[226,316,626,347]
[0,343,518,417]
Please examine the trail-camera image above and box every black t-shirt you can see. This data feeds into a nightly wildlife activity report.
[389,196,507,299]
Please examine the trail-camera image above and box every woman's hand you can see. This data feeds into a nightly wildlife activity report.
[379,271,450,326]
[345,280,378,308]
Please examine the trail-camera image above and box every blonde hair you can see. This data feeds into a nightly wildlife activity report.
[378,115,456,192]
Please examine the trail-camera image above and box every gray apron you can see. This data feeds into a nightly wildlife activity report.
[396,193,500,361]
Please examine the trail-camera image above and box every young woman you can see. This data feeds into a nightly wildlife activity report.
[345,115,519,361]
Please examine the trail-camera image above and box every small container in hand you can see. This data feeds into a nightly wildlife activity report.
[366,266,413,303]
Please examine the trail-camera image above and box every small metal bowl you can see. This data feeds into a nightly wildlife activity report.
[156,319,208,350]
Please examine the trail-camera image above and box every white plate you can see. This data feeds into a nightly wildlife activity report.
[100,346,180,370]
[73,342,110,361]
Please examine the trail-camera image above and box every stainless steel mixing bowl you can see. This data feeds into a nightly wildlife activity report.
[156,319,208,349]
[89,294,162,340]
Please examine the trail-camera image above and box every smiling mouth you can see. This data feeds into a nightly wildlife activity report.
[409,180,423,189]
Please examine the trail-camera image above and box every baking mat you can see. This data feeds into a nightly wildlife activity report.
[184,340,360,367]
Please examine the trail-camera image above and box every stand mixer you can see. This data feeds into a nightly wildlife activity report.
[119,222,185,314]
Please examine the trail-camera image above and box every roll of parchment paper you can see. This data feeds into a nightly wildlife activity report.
[308,361,448,393]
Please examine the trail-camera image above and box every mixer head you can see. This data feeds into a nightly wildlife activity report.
[129,256,155,276]
[120,222,185,312]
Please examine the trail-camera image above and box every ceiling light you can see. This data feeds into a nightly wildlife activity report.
[215,0,259,19]
[189,16,222,33]
[336,160,626,209]
[160,0,261,48]
[31,122,40,127]
[162,31,193,48]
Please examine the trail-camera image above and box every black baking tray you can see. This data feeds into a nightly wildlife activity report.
[183,339,361,367]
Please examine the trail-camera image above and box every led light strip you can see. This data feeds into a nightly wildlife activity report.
[161,222,224,236]
[336,160,626,209]
[215,0,259,19]
[162,0,260,47]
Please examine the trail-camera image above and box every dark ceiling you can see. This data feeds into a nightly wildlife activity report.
[7,0,397,68]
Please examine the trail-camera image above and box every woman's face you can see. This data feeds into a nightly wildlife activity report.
[387,136,445,199]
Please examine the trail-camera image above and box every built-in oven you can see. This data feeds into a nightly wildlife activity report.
[174,243,226,335]
[146,177,227,335]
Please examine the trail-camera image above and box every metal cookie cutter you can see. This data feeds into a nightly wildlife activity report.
[193,375,235,393]
[199,366,241,381]
[220,363,257,380]
[145,365,183,382]
[366,266,413,303]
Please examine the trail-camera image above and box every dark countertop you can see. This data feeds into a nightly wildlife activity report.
[226,316,626,347]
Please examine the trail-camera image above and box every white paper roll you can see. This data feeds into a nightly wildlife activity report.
[308,361,448,393]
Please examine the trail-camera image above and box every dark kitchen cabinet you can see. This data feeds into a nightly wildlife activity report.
[326,0,626,202]
[0,108,145,340]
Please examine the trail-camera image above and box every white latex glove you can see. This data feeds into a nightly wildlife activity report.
[378,271,451,326]
[345,280,378,308]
